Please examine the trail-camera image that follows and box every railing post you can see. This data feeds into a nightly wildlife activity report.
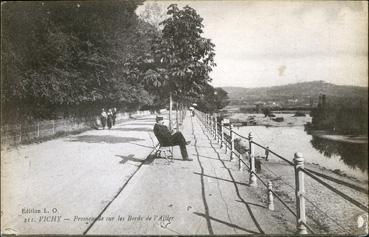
[268,181,274,210]
[209,115,213,136]
[52,120,55,134]
[208,115,210,131]
[37,122,40,137]
[249,132,257,187]
[220,120,224,148]
[230,123,234,160]
[208,114,211,132]
[210,115,213,136]
[294,152,307,234]
[224,121,228,153]
[208,114,211,133]
[211,116,214,136]
[19,124,22,143]
[214,116,217,141]
[357,213,368,234]
[239,149,245,171]
[239,140,247,170]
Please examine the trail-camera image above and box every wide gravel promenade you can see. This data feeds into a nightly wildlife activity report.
[1,113,294,235]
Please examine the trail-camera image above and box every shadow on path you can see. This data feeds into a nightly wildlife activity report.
[235,200,266,209]
[189,144,213,149]
[198,119,265,234]
[114,127,153,132]
[143,154,156,165]
[193,154,228,161]
[69,135,144,144]
[193,172,250,187]
[133,118,156,121]
[193,212,259,234]
[83,146,157,235]
[191,117,214,235]
[128,142,155,149]
[115,154,144,165]
[119,122,155,126]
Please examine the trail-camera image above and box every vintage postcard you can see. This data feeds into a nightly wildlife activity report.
[1,0,368,236]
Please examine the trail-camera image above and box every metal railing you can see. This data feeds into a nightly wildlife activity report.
[195,109,368,235]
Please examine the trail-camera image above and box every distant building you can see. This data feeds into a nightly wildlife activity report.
[287,99,298,104]
[254,101,266,106]
[267,101,278,106]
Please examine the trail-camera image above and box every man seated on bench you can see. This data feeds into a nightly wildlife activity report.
[154,116,192,161]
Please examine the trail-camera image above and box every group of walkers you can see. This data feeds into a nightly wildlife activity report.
[100,108,117,129]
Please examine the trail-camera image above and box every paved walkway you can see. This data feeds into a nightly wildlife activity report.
[1,113,294,235]
[1,114,158,235]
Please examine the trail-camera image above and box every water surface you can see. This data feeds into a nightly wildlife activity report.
[233,122,368,181]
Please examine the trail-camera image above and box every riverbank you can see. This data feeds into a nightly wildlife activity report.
[250,156,368,235]
[199,113,369,234]
[308,130,368,144]
[229,113,312,127]
[224,113,367,182]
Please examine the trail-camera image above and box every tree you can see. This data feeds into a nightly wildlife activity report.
[214,88,230,110]
[196,85,229,113]
[139,4,216,129]
[1,1,159,122]
[262,108,273,117]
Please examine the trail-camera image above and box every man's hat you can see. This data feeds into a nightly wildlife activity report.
[156,116,164,122]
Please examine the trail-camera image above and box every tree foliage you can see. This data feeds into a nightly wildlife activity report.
[196,85,230,113]
[310,97,368,135]
[134,4,216,103]
[2,1,157,121]
[2,2,218,122]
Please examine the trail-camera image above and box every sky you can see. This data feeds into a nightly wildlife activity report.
[137,1,368,88]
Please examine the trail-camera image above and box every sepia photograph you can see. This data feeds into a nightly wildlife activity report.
[1,0,368,236]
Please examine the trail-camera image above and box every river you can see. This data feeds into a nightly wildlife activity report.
[230,113,368,181]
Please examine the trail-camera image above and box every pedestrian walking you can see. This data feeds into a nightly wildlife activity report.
[189,107,195,117]
[100,108,107,130]
[107,109,113,129]
[265,146,270,161]
[112,107,117,126]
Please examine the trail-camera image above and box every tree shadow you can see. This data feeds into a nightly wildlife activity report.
[68,135,144,144]
[143,154,156,165]
[193,172,250,187]
[135,118,156,121]
[128,142,156,149]
[189,144,213,149]
[235,200,266,209]
[193,212,259,234]
[193,154,222,161]
[143,152,190,166]
[128,117,156,122]
[115,154,144,165]
[114,127,153,132]
[198,120,265,234]
[120,123,156,126]
[190,117,214,234]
